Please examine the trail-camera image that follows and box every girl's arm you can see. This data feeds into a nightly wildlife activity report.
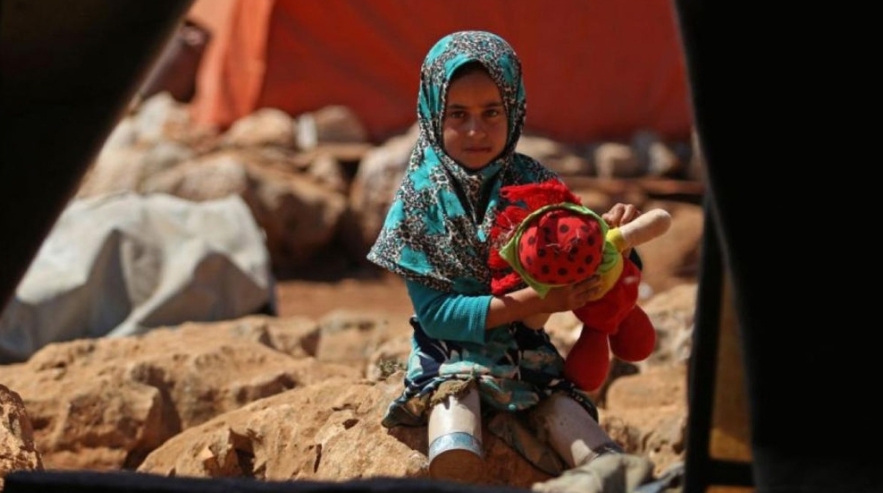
[406,276,601,342]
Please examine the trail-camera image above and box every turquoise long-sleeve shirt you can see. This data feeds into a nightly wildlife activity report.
[405,279,492,344]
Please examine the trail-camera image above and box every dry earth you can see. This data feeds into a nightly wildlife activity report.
[275,270,413,322]
[0,252,696,491]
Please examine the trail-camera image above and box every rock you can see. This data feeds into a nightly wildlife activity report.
[222,108,298,150]
[138,377,553,488]
[0,384,43,489]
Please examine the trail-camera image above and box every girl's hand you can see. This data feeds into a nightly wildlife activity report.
[488,278,601,331]
[603,203,642,257]
[540,276,602,313]
[603,203,641,228]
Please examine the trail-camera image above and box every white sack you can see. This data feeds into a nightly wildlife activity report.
[0,192,275,363]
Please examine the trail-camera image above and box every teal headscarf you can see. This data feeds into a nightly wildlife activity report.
[367,31,557,294]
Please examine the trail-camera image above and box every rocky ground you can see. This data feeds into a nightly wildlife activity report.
[0,93,702,491]
[0,267,697,491]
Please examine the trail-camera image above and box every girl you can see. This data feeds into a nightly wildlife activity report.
[367,30,651,489]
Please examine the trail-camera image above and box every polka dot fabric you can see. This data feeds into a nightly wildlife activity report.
[517,209,604,285]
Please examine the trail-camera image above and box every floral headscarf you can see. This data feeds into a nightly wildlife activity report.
[367,30,558,294]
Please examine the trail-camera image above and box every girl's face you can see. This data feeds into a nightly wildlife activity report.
[442,68,508,171]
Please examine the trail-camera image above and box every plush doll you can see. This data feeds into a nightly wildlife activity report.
[488,179,672,392]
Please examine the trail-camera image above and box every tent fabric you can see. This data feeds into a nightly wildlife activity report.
[0,193,275,364]
[187,0,692,145]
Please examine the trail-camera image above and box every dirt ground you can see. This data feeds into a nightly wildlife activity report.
[274,269,414,321]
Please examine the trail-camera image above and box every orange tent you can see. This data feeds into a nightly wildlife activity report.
[187,0,692,145]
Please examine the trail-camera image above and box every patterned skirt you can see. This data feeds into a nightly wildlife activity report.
[381,316,598,428]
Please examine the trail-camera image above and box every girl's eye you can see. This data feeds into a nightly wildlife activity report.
[448,110,466,119]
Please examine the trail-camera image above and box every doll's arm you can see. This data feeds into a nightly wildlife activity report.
[608,209,672,252]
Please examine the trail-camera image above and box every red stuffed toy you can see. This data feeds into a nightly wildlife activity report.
[488,179,672,392]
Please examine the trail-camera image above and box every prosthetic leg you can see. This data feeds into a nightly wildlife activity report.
[427,381,484,483]
[531,392,621,468]
[530,393,655,493]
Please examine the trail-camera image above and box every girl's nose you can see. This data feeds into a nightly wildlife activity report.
[466,117,484,136]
